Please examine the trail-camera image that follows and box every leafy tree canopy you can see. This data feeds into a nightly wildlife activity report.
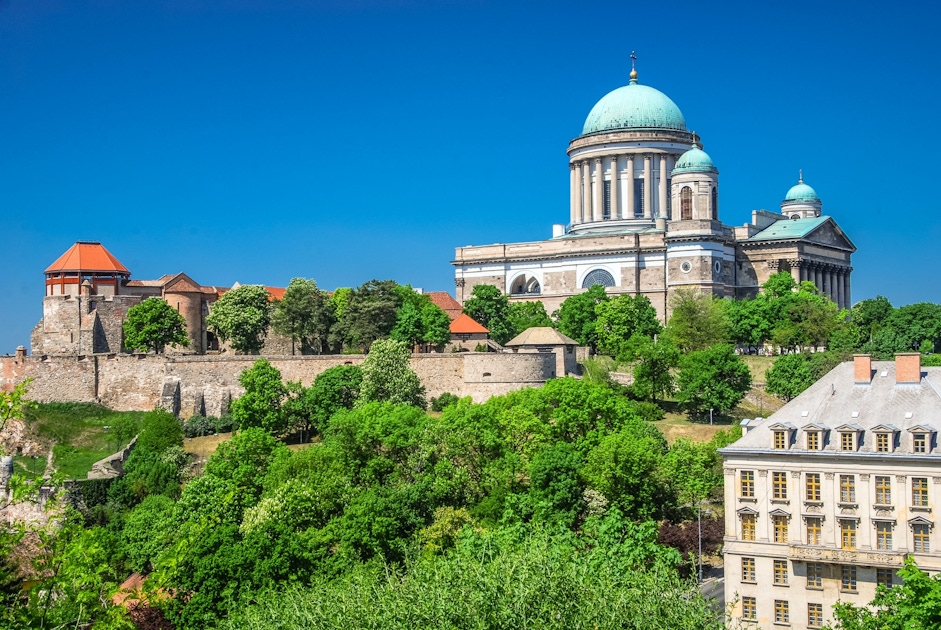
[676,344,752,418]
[357,339,426,408]
[330,280,402,352]
[594,294,662,358]
[123,297,190,354]
[507,301,553,339]
[271,277,335,355]
[232,359,289,434]
[765,353,816,402]
[556,285,609,349]
[665,289,727,352]
[206,285,273,354]
[462,284,513,345]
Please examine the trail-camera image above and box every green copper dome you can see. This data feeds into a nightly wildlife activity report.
[582,79,687,135]
[672,144,717,174]
[784,175,820,203]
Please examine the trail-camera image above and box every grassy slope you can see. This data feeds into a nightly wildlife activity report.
[22,403,147,479]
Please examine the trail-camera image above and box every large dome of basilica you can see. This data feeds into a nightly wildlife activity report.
[581,76,687,136]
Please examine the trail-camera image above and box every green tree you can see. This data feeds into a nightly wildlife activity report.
[330,280,402,352]
[556,285,609,349]
[206,285,273,354]
[122,297,190,354]
[665,289,728,352]
[825,557,941,630]
[594,294,662,358]
[357,339,425,408]
[507,301,552,338]
[676,344,752,418]
[661,438,721,506]
[462,284,513,345]
[232,359,288,433]
[725,297,774,353]
[271,278,335,355]
[581,428,668,520]
[765,353,816,401]
[420,301,452,348]
[286,365,362,437]
[851,295,894,343]
[390,301,424,348]
[624,334,679,402]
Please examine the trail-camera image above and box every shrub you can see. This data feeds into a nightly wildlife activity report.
[183,415,216,438]
[429,392,459,412]
[215,414,234,434]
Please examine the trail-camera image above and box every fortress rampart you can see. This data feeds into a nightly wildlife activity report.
[0,351,556,416]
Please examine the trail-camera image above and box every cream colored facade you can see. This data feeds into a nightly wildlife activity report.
[721,354,941,629]
[452,68,855,320]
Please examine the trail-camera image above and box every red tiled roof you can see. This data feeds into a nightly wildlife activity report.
[45,242,130,275]
[450,313,488,334]
[266,286,286,301]
[427,291,463,320]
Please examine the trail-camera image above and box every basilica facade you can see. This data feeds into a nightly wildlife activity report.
[452,65,856,320]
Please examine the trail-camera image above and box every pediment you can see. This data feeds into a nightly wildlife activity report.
[804,219,857,252]
[908,424,936,434]
[736,506,759,515]
[162,272,203,294]
[871,424,900,433]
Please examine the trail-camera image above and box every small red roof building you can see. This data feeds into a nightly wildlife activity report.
[426,291,463,321]
[449,313,488,335]
[45,241,130,275]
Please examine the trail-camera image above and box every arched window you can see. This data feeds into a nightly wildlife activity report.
[510,275,541,295]
[581,269,616,289]
[711,186,718,220]
[680,186,692,220]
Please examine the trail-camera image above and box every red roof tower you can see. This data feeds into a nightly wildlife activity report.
[44,241,131,296]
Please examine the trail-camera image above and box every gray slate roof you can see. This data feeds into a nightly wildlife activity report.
[723,361,941,455]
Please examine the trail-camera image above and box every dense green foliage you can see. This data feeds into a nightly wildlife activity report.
[462,284,513,345]
[357,338,426,408]
[507,300,553,337]
[122,297,190,353]
[594,294,662,359]
[824,557,941,629]
[666,289,728,352]
[206,284,273,354]
[330,279,402,352]
[676,344,752,417]
[231,359,289,433]
[555,284,608,349]
[271,277,335,354]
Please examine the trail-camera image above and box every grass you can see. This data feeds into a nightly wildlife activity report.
[739,354,776,385]
[23,402,148,479]
[13,455,47,479]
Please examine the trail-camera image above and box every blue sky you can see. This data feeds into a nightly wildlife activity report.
[2,0,939,354]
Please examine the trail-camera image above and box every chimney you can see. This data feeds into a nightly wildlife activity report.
[896,353,922,384]
[14,346,26,363]
[854,354,873,384]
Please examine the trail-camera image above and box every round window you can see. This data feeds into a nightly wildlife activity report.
[680,261,692,274]
[714,261,722,274]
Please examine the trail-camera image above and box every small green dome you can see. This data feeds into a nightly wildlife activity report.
[582,79,687,135]
[672,144,717,174]
[784,175,820,203]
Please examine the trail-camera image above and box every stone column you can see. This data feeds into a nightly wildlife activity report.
[570,163,578,226]
[609,156,619,220]
[581,161,591,223]
[643,154,652,219]
[592,158,603,222]
[844,272,852,309]
[658,154,668,219]
[836,270,845,309]
[626,156,635,217]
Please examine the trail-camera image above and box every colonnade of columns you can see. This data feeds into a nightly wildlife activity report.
[794,261,853,309]
[569,153,673,226]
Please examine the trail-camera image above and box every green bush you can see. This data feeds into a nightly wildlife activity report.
[183,415,216,438]
[429,392,459,412]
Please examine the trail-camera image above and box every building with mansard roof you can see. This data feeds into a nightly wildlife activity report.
[452,61,856,320]
[720,353,941,629]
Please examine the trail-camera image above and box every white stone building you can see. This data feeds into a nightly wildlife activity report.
[721,354,941,629]
[452,61,855,321]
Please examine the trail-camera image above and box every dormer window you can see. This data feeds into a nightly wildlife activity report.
[807,431,820,450]
[841,432,856,451]
[803,423,828,451]
[835,424,863,452]
[769,423,796,450]
[907,425,936,454]
[872,425,899,453]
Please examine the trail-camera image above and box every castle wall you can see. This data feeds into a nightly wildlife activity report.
[0,351,556,415]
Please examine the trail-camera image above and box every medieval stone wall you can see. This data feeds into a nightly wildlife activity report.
[0,351,556,414]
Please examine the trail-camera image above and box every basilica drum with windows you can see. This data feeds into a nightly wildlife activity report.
[451,64,855,320]
[721,354,941,629]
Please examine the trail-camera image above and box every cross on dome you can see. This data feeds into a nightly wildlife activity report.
[630,50,638,81]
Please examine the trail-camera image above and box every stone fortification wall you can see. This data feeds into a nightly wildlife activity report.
[0,351,555,413]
